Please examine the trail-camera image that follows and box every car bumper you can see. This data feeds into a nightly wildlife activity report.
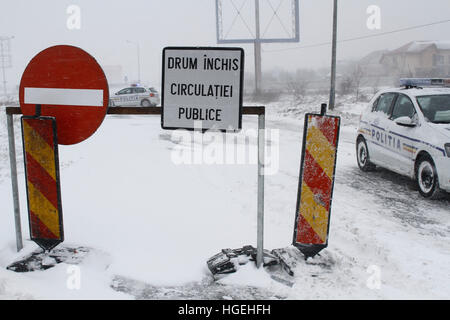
[150,97,160,106]
[109,98,119,106]
[435,155,450,192]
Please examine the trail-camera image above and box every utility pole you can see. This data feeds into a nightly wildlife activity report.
[329,0,338,111]
[0,36,14,98]
[254,0,262,95]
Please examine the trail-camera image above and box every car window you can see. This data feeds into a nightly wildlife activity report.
[371,96,380,112]
[135,87,145,93]
[391,94,416,120]
[118,88,132,95]
[374,93,396,115]
[417,94,450,123]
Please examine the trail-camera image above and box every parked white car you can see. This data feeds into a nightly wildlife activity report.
[109,85,160,107]
[356,78,450,198]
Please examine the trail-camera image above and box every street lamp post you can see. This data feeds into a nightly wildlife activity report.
[127,40,141,84]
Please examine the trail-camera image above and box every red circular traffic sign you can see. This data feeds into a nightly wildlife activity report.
[19,45,109,145]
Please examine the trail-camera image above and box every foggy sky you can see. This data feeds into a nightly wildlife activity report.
[1,0,450,89]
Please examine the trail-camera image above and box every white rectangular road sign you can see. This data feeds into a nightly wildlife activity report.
[24,87,104,106]
[162,47,244,131]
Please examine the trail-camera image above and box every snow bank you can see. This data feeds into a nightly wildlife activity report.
[0,94,449,299]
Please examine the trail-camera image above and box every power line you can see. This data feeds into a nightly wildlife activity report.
[263,18,450,53]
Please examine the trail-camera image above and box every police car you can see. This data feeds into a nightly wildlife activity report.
[356,78,450,198]
[109,85,160,107]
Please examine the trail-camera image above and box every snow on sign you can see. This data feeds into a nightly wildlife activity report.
[19,45,109,145]
[162,47,244,131]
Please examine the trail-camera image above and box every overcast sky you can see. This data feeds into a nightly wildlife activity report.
[1,0,450,89]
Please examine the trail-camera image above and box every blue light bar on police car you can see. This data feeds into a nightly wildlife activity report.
[400,78,450,87]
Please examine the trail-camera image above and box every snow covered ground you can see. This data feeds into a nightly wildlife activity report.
[0,94,449,300]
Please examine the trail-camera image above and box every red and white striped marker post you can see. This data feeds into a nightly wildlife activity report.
[21,115,63,251]
[293,105,340,258]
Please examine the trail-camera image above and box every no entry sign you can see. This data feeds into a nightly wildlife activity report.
[19,45,109,145]
[162,47,244,131]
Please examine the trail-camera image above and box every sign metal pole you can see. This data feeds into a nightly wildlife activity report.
[7,112,23,252]
[256,111,265,268]
[254,0,262,95]
[329,0,338,110]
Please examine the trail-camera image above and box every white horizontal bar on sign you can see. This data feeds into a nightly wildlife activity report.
[24,87,104,107]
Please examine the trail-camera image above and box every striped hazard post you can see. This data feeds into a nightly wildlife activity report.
[293,109,340,258]
[21,116,63,251]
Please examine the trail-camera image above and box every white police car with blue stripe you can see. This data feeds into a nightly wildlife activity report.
[356,78,450,198]
[109,84,160,107]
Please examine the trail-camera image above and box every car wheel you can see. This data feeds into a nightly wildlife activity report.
[140,99,151,107]
[356,137,375,171]
[415,155,442,199]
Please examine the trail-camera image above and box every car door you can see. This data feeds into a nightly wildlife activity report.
[116,88,134,106]
[133,87,146,106]
[365,92,397,166]
[386,93,420,176]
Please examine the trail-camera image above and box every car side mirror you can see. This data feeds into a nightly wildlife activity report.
[395,116,417,127]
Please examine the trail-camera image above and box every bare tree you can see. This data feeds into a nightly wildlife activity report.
[352,63,365,102]
[339,76,353,95]
[287,77,309,103]
[339,62,366,101]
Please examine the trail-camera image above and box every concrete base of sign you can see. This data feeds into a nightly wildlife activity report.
[6,246,90,272]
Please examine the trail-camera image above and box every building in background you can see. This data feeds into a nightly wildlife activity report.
[380,41,450,77]
[359,50,389,77]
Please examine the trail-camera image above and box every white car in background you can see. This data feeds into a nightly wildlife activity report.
[356,78,450,198]
[109,85,160,107]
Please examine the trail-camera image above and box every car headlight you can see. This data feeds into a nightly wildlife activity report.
[445,143,450,157]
